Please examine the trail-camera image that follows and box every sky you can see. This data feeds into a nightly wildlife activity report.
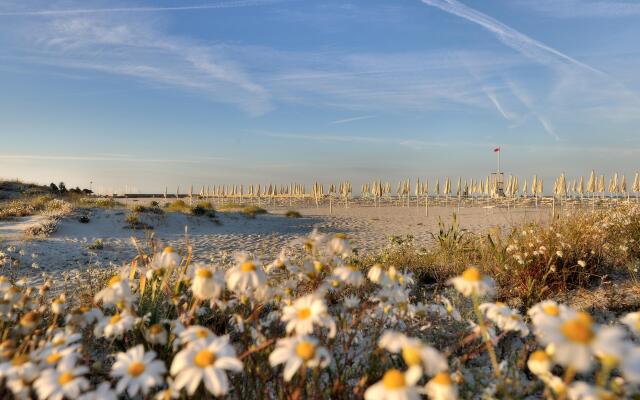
[1,0,640,194]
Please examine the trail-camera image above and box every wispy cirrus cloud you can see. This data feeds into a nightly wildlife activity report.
[516,0,640,18]
[1,2,272,115]
[329,115,375,125]
[420,0,603,74]
[0,154,227,163]
[0,0,283,16]
[421,0,640,138]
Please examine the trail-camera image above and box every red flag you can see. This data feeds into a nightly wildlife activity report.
[493,147,500,152]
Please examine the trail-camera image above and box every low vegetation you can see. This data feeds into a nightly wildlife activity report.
[124,212,153,230]
[2,205,640,399]
[285,210,302,218]
[241,205,267,218]
[370,205,640,308]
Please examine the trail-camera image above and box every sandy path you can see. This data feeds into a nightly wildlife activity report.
[0,215,51,240]
[0,205,549,282]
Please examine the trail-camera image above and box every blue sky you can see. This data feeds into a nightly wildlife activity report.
[1,0,640,194]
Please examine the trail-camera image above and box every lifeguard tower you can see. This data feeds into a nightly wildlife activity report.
[491,147,505,197]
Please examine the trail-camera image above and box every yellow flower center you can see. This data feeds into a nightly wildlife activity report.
[401,346,422,366]
[46,353,62,364]
[240,261,256,272]
[196,268,213,279]
[108,275,122,287]
[529,350,549,362]
[128,362,146,377]
[12,355,29,366]
[52,338,65,346]
[196,329,209,338]
[110,314,122,325]
[20,312,37,326]
[462,267,481,282]
[543,304,560,316]
[194,350,216,368]
[58,372,74,385]
[163,246,175,254]
[560,316,594,344]
[431,372,452,386]
[295,341,316,361]
[149,324,164,335]
[382,369,406,389]
[297,307,311,320]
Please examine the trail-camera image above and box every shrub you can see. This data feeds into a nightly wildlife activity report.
[241,205,267,218]
[191,205,207,216]
[124,213,152,230]
[285,210,302,218]
[87,239,104,250]
[131,204,147,213]
[78,197,121,208]
[166,200,190,213]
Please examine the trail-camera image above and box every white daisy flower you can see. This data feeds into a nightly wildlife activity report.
[268,336,330,382]
[65,306,103,328]
[591,325,629,369]
[378,331,448,378]
[328,234,352,258]
[0,354,40,388]
[151,246,181,269]
[479,302,529,337]
[343,295,360,309]
[281,294,336,337]
[191,265,223,301]
[153,377,180,400]
[179,325,215,347]
[447,267,494,297]
[78,382,117,400]
[367,264,386,285]
[111,345,166,397]
[146,323,168,345]
[527,350,552,377]
[364,368,421,400]
[330,264,364,286]
[36,345,79,367]
[620,311,640,336]
[170,335,243,396]
[424,372,459,400]
[34,357,89,400]
[439,297,462,321]
[528,301,573,325]
[51,297,66,315]
[94,275,137,307]
[94,311,136,339]
[541,311,596,372]
[265,250,294,274]
[621,346,640,384]
[224,253,266,294]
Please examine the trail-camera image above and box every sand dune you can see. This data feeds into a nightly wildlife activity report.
[0,204,550,281]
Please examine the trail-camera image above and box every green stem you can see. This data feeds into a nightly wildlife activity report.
[472,293,501,378]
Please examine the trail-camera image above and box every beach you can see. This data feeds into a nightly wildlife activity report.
[0,203,550,279]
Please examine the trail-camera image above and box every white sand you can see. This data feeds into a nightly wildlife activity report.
[0,204,550,281]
